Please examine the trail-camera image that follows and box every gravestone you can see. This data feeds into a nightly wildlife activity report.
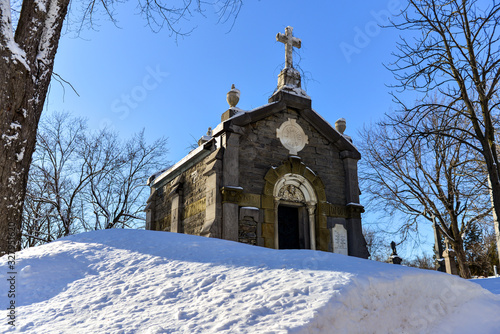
[432,219,446,272]
[389,241,402,265]
[443,240,458,275]
[332,224,348,255]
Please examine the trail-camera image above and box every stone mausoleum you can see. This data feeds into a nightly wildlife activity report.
[145,27,369,258]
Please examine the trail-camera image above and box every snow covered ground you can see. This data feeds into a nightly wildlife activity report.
[1,230,500,333]
[471,276,500,295]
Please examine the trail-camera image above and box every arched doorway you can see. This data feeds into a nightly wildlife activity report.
[273,173,317,250]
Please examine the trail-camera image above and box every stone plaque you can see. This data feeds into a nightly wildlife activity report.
[276,118,309,155]
[332,224,348,255]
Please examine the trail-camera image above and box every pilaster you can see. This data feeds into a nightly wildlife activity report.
[170,194,181,233]
[222,132,241,241]
[341,150,360,204]
[145,187,156,230]
[169,178,183,233]
[341,150,369,259]
[201,149,223,238]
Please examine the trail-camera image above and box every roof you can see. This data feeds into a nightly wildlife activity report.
[150,89,361,188]
[222,90,361,159]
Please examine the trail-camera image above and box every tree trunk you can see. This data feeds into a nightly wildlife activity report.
[0,0,70,255]
[0,66,41,255]
[449,215,471,279]
[487,176,500,267]
[453,241,471,279]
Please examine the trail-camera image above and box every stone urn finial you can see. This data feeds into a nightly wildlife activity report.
[226,84,240,108]
[335,118,346,134]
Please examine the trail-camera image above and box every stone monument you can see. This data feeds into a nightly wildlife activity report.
[432,217,446,272]
[273,26,308,98]
[443,239,458,275]
[145,26,369,258]
[389,241,402,265]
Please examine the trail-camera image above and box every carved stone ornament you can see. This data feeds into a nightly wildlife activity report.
[277,184,305,202]
[276,118,309,155]
[226,84,240,108]
[276,26,301,70]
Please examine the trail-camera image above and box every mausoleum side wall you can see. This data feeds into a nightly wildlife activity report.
[152,186,172,232]
[151,158,209,235]
[181,161,208,235]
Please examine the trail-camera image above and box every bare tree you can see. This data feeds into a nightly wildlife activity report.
[84,129,168,230]
[360,106,492,278]
[21,112,168,247]
[386,0,500,265]
[28,112,90,237]
[363,227,390,262]
[403,254,435,270]
[0,0,242,255]
[80,128,121,230]
[22,167,58,247]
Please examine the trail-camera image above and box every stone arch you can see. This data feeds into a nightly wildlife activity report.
[273,173,317,204]
[262,156,327,250]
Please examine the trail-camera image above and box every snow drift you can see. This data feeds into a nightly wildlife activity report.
[1,230,499,333]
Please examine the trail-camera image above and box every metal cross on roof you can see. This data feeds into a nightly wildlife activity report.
[276,26,301,69]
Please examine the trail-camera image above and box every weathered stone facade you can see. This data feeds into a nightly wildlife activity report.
[145,27,369,258]
[146,89,368,258]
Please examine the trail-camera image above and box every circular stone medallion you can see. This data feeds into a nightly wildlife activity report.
[276,118,309,155]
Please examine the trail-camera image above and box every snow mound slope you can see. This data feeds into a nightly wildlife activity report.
[471,276,500,295]
[1,229,499,333]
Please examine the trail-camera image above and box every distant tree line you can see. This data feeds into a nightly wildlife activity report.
[21,112,168,248]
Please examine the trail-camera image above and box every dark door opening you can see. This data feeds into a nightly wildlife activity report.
[278,205,301,249]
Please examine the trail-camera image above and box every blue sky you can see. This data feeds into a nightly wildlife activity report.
[45,0,431,256]
[48,0,404,153]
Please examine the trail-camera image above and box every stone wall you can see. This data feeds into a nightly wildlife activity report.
[238,107,346,206]
[238,216,257,245]
[235,106,349,251]
[152,185,172,232]
[181,161,208,235]
[151,156,210,236]
[238,207,261,246]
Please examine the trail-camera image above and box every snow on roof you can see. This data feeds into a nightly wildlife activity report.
[149,142,211,186]
[2,229,500,333]
[276,85,311,99]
